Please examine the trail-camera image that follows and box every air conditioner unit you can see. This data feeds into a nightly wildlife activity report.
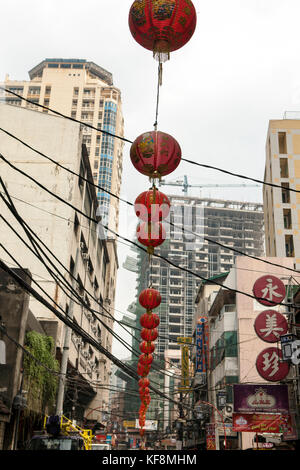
[224,405,233,417]
[82,253,89,261]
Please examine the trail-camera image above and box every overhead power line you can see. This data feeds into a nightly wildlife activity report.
[1,126,299,278]
[1,88,300,195]
[0,151,298,307]
[0,259,190,410]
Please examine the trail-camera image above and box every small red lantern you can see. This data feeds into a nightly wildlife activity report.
[139,378,150,388]
[135,188,171,222]
[141,328,158,341]
[139,288,161,310]
[139,386,150,396]
[137,362,151,377]
[139,353,154,366]
[129,0,197,62]
[130,131,181,179]
[137,221,166,254]
[139,341,155,354]
[140,312,160,329]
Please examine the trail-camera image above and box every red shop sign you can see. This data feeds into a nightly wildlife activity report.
[256,347,290,382]
[254,310,288,343]
[232,413,283,433]
[253,275,286,306]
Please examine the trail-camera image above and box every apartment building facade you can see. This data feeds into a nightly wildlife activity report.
[0,103,117,425]
[2,58,125,233]
[193,257,296,450]
[264,119,300,268]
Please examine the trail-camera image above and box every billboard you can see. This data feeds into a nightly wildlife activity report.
[233,384,290,414]
[135,419,158,431]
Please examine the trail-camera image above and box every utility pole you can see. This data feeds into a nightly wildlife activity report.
[56,248,79,417]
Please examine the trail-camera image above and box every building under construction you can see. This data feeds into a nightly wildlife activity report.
[118,195,264,433]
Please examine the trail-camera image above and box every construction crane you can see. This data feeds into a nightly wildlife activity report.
[158,175,261,195]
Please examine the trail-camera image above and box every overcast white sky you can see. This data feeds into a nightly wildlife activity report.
[2,0,300,358]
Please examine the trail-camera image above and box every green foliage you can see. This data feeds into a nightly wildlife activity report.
[23,331,59,412]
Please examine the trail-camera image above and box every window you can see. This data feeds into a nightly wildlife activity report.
[285,234,294,257]
[74,213,80,235]
[282,182,290,203]
[280,158,289,178]
[278,132,287,154]
[283,209,292,229]
[45,86,51,95]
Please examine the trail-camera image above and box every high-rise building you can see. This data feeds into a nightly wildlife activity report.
[2,58,125,232]
[264,119,300,268]
[126,195,264,358]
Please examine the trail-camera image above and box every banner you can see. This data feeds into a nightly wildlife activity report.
[232,413,288,433]
[233,384,289,414]
[179,344,190,392]
[196,317,209,372]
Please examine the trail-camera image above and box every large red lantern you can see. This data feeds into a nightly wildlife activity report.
[137,221,166,254]
[135,188,171,222]
[139,341,155,354]
[141,327,159,342]
[139,288,161,310]
[130,131,181,179]
[140,312,160,329]
[129,0,197,62]
[139,353,154,366]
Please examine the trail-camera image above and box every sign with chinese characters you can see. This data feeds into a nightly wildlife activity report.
[256,347,290,382]
[232,413,285,433]
[233,384,289,414]
[179,344,190,392]
[252,275,286,306]
[123,420,136,428]
[206,423,216,450]
[254,310,288,343]
[196,317,209,373]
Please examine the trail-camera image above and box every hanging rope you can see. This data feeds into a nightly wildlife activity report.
[153,61,162,130]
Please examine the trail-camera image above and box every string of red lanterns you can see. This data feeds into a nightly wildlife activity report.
[128,0,197,442]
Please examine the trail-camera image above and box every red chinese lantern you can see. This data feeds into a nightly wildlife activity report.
[137,362,151,377]
[139,378,150,388]
[141,328,158,342]
[135,188,170,222]
[139,341,155,354]
[140,312,160,329]
[139,288,161,310]
[130,131,181,179]
[129,0,197,62]
[139,387,150,396]
[139,353,154,366]
[137,221,166,254]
